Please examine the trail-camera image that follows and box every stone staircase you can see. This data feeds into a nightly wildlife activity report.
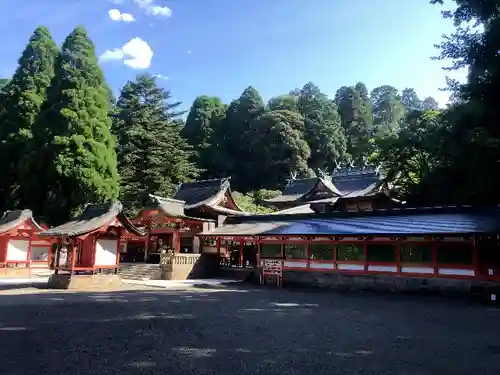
[118,263,161,281]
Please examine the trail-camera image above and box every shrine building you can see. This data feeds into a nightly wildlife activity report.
[198,205,500,292]
[0,209,53,269]
[261,165,401,214]
[38,201,145,278]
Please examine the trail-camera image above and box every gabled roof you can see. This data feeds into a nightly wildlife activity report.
[332,167,384,198]
[39,201,146,237]
[0,209,44,234]
[142,194,214,222]
[199,205,500,237]
[263,177,342,204]
[173,177,243,212]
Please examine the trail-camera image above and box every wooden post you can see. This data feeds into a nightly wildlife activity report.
[432,243,438,276]
[363,242,368,272]
[70,240,77,275]
[472,236,479,278]
[239,238,243,267]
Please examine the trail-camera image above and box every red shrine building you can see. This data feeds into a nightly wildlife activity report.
[119,177,246,263]
[38,202,145,274]
[199,205,500,291]
[262,165,401,214]
[0,209,53,269]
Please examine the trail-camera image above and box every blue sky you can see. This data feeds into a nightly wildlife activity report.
[0,0,465,110]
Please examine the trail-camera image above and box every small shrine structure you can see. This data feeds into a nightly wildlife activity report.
[38,201,146,289]
[0,209,52,269]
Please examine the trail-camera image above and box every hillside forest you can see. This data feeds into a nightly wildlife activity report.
[0,0,498,225]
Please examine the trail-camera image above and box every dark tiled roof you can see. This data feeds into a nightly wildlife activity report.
[144,194,214,221]
[174,177,232,209]
[0,209,43,234]
[39,201,146,237]
[333,170,382,197]
[199,206,500,236]
[264,178,342,204]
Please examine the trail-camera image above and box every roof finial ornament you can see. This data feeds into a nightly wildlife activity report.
[316,167,328,180]
[348,159,355,171]
[289,171,298,181]
[362,155,369,169]
[375,163,382,174]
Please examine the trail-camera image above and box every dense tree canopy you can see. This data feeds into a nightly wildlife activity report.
[0,26,58,212]
[115,74,200,215]
[23,26,119,223]
[1,0,498,224]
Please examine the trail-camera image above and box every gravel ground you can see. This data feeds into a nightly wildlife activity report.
[0,285,499,375]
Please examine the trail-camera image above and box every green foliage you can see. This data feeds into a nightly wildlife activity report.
[23,26,119,223]
[249,110,311,189]
[182,95,228,178]
[335,84,374,162]
[232,191,276,214]
[267,95,299,111]
[224,86,265,190]
[0,26,58,212]
[297,82,348,170]
[115,74,200,215]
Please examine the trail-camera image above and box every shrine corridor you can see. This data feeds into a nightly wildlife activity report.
[0,286,499,375]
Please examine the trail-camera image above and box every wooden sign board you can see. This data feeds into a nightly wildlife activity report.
[262,259,282,276]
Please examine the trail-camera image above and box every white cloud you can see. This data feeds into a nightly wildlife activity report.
[108,9,135,22]
[99,38,154,69]
[99,49,124,62]
[187,50,192,54]
[109,0,125,4]
[133,0,172,18]
[153,74,168,80]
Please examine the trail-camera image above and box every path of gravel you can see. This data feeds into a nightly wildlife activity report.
[0,285,499,375]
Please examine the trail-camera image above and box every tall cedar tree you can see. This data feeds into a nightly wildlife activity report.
[248,110,310,189]
[24,26,119,223]
[224,86,265,191]
[334,84,374,162]
[370,85,406,137]
[115,74,200,214]
[297,82,348,171]
[0,26,58,212]
[182,95,228,178]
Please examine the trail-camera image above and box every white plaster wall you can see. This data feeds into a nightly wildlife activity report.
[6,239,29,262]
[94,239,118,266]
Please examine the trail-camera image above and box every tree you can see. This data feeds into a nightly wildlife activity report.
[22,26,119,223]
[267,95,299,112]
[335,85,374,162]
[421,96,440,110]
[371,85,405,137]
[115,74,200,214]
[182,95,227,178]
[373,110,443,202]
[248,110,310,189]
[224,86,265,190]
[297,82,348,170]
[426,0,500,204]
[401,88,422,112]
[0,26,58,212]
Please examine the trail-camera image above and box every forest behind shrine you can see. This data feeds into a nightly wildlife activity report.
[0,0,498,225]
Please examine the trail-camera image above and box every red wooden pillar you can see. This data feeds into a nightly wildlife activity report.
[395,244,401,274]
[70,241,77,275]
[239,238,243,267]
[27,235,32,269]
[173,231,181,253]
[363,242,368,272]
[306,243,311,268]
[332,242,337,270]
[432,243,438,276]
[472,236,479,278]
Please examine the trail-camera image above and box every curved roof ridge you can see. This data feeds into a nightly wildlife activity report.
[0,209,44,234]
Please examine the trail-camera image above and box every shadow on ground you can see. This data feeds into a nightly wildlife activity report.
[0,284,500,375]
